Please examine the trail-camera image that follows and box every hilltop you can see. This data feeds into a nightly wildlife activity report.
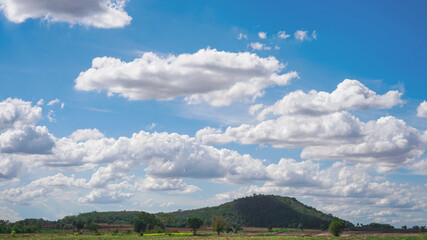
[164,194,343,228]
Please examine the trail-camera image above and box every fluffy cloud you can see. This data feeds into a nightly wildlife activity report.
[417,100,427,118]
[197,112,362,147]
[0,125,54,154]
[0,0,132,28]
[39,130,267,186]
[258,79,403,120]
[0,157,21,179]
[294,30,317,41]
[78,189,132,204]
[135,177,200,193]
[277,31,290,39]
[0,98,55,154]
[0,98,42,131]
[249,42,271,50]
[258,32,267,39]
[75,48,297,106]
[70,128,105,142]
[302,116,426,171]
[0,173,87,204]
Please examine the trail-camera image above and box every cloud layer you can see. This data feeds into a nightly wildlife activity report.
[0,0,131,28]
[75,48,298,106]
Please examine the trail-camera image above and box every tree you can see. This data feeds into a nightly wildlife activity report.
[329,218,344,237]
[402,225,407,230]
[420,226,425,234]
[187,217,203,235]
[298,223,304,231]
[212,216,226,235]
[133,212,164,235]
[320,224,327,231]
[73,218,85,234]
[160,213,175,227]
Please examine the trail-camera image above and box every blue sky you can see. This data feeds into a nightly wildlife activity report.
[0,0,426,227]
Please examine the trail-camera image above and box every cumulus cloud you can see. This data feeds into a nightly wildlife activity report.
[258,32,267,39]
[257,79,403,120]
[0,173,87,205]
[75,48,297,106]
[417,101,427,118]
[0,157,21,179]
[277,31,290,39]
[0,98,55,154]
[294,30,317,41]
[70,128,105,142]
[0,0,132,28]
[249,42,271,50]
[78,189,132,204]
[0,98,42,131]
[302,116,426,171]
[135,177,200,193]
[39,130,267,186]
[197,112,362,147]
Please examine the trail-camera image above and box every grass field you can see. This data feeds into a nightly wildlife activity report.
[0,228,425,240]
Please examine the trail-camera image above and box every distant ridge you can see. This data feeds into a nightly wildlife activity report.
[165,194,348,228]
[57,194,349,229]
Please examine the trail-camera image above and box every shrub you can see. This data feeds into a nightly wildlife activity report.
[329,218,344,237]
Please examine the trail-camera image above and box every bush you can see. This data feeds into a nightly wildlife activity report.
[329,218,344,237]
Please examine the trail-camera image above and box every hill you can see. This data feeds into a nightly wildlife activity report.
[164,194,345,228]
[54,194,348,229]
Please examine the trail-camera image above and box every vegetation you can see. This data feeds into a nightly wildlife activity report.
[167,194,344,228]
[187,217,203,235]
[329,218,345,237]
[132,212,164,235]
[212,216,226,235]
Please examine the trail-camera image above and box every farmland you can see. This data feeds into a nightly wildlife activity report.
[0,226,425,240]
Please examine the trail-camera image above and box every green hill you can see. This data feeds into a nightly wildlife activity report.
[55,194,348,229]
[165,194,346,229]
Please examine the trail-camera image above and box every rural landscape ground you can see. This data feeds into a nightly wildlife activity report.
[0,226,425,240]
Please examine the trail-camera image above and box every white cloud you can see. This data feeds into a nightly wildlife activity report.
[416,100,427,118]
[0,0,132,28]
[197,116,424,171]
[0,173,87,205]
[0,98,42,131]
[0,157,21,179]
[311,30,317,39]
[406,159,427,175]
[135,177,200,194]
[197,112,362,148]
[75,48,297,106]
[0,98,55,154]
[70,128,105,142]
[37,99,44,106]
[78,189,133,204]
[277,31,290,39]
[237,33,247,40]
[0,125,55,154]
[294,30,309,41]
[294,30,317,41]
[248,104,264,115]
[258,32,267,39]
[249,42,271,50]
[0,206,22,222]
[302,116,426,171]
[47,99,60,106]
[258,79,403,120]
